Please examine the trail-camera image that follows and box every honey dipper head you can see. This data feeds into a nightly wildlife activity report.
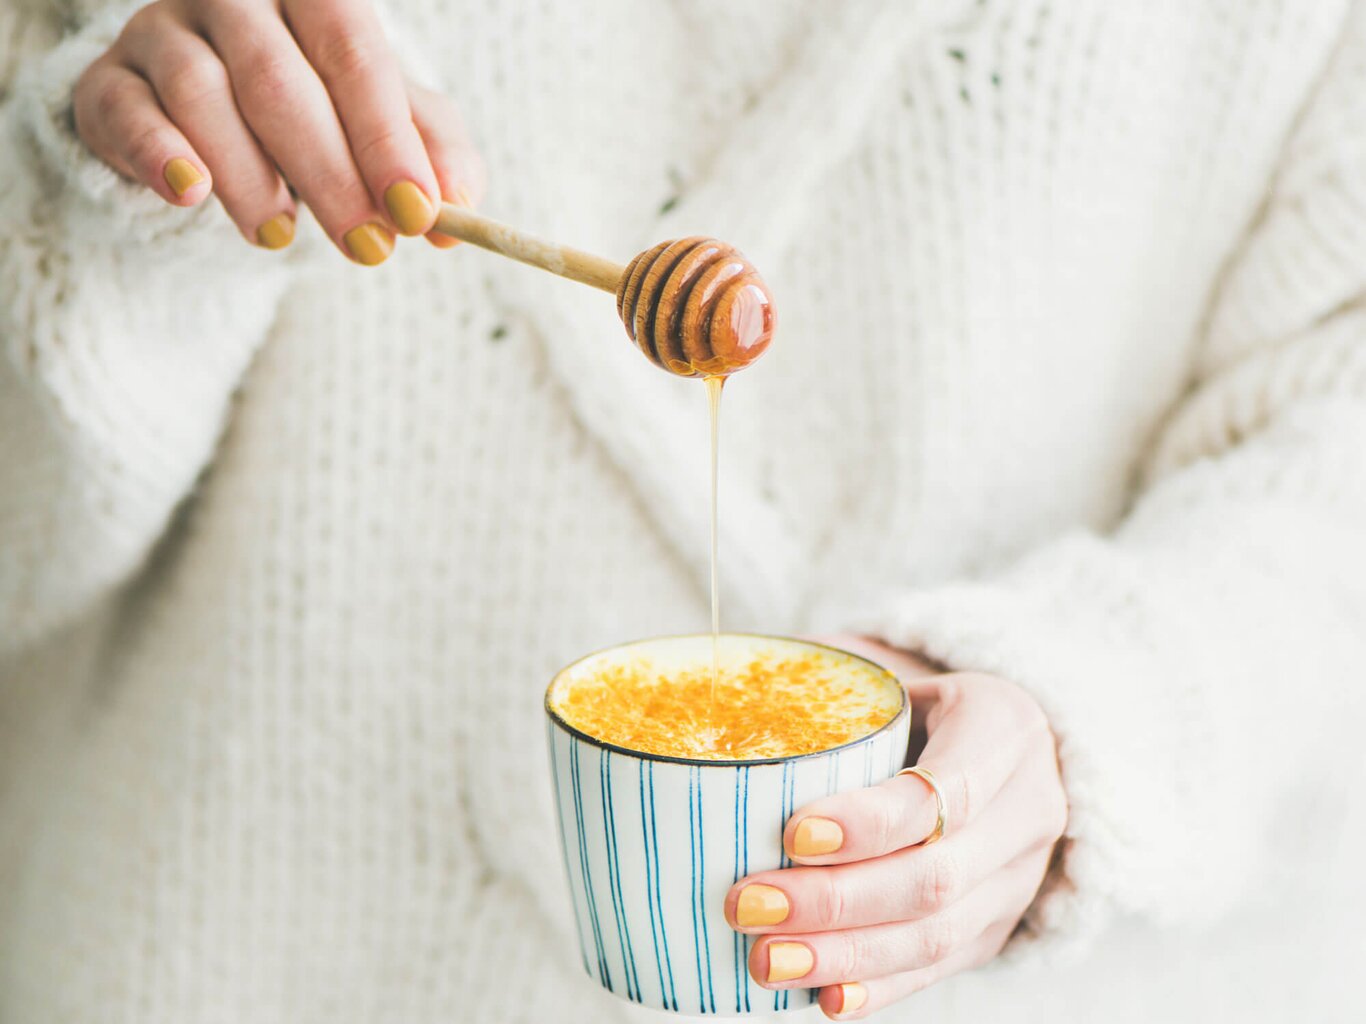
[616,237,775,377]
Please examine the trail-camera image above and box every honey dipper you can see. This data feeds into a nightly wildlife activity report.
[433,202,775,377]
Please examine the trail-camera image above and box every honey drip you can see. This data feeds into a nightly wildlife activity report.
[706,375,724,703]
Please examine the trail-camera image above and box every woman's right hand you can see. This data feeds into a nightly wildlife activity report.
[73,0,483,263]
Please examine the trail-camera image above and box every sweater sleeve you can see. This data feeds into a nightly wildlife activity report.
[861,3,1366,962]
[0,1,306,657]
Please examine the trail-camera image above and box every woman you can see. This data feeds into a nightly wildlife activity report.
[1,0,1362,1020]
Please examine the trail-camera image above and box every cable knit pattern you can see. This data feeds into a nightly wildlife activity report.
[858,0,1366,966]
[0,0,313,653]
[2,2,1365,1022]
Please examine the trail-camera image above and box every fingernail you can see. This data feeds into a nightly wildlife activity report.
[255,213,295,250]
[452,184,474,208]
[164,158,204,196]
[792,817,843,857]
[837,982,867,1015]
[384,181,435,236]
[766,942,813,983]
[344,222,395,266]
[735,884,789,927]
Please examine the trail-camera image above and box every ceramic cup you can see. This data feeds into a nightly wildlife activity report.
[544,634,911,1016]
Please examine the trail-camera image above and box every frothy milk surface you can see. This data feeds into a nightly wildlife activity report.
[547,635,904,761]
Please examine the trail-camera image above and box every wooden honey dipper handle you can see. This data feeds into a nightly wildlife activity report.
[433,203,775,378]
[434,202,625,293]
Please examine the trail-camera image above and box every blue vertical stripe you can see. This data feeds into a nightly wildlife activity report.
[776,761,796,1011]
[741,766,751,1012]
[784,764,797,1010]
[687,767,717,1014]
[688,766,704,1011]
[638,762,675,1009]
[732,767,743,1013]
[648,763,678,1009]
[563,734,901,1014]
[778,761,792,870]
[600,750,641,1001]
[546,724,590,976]
[569,740,612,990]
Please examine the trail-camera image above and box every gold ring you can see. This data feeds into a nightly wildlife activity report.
[896,765,947,846]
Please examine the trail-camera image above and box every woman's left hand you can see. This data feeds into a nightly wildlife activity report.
[724,636,1067,1019]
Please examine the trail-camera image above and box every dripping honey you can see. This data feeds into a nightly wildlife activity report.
[706,375,724,702]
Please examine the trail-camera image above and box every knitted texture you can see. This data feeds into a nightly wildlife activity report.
[1,1,1365,1022]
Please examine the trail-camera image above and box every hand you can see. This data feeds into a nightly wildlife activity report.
[73,0,484,262]
[724,635,1067,1019]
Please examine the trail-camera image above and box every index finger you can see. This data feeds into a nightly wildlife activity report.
[782,674,1032,864]
[282,0,440,235]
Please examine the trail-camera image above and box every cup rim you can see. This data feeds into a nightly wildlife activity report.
[544,632,910,767]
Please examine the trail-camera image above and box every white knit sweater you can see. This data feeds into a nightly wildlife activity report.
[2,1,1365,1021]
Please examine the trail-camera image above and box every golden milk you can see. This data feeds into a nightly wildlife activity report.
[547,637,902,761]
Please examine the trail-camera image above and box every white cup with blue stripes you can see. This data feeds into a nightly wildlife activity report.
[544,634,911,1016]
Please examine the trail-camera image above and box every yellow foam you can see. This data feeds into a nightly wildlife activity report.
[549,647,901,760]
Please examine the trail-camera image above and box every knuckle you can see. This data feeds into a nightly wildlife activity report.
[120,2,169,41]
[238,50,300,108]
[73,70,114,148]
[812,875,846,929]
[914,855,961,914]
[983,673,1052,732]
[314,28,387,81]
[352,124,406,168]
[123,125,167,170]
[934,675,967,712]
[869,809,893,853]
[218,176,284,216]
[837,929,872,980]
[158,54,228,110]
[917,918,960,965]
[90,75,132,123]
[294,161,362,207]
[868,796,897,853]
[949,770,977,825]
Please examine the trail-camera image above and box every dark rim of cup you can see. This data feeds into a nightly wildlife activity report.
[543,633,911,767]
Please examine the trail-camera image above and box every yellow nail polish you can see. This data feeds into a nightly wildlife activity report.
[256,213,295,250]
[837,982,867,1015]
[164,158,204,196]
[384,181,434,235]
[344,222,395,266]
[792,817,844,857]
[766,942,813,983]
[736,884,789,927]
